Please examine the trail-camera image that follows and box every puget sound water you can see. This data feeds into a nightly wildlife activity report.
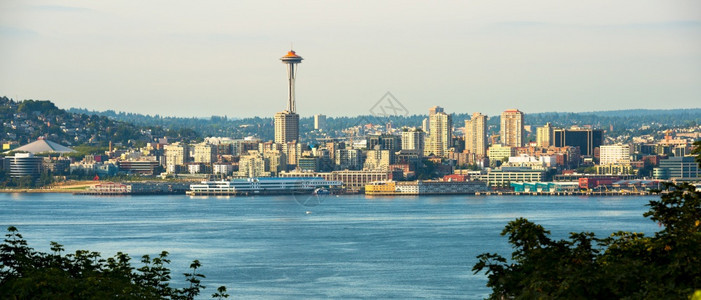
[0,192,660,299]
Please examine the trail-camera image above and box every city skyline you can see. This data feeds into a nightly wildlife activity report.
[1,1,700,118]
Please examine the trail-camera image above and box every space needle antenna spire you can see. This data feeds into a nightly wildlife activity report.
[280,49,303,113]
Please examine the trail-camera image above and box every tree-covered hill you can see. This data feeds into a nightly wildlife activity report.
[70,105,701,143]
[0,96,197,147]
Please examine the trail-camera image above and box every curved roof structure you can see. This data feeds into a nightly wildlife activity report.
[280,50,303,62]
[8,139,75,154]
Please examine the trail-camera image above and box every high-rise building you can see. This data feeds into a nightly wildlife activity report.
[536,122,554,147]
[164,143,188,168]
[553,128,603,157]
[238,150,268,177]
[429,106,444,116]
[401,127,425,152]
[424,106,452,157]
[599,144,632,165]
[335,148,362,170]
[275,50,303,144]
[464,112,488,157]
[274,112,299,144]
[500,109,524,147]
[314,114,327,131]
[192,143,216,164]
[367,134,402,153]
[363,149,391,171]
[421,118,430,134]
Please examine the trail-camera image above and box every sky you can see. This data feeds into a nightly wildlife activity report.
[1,1,700,118]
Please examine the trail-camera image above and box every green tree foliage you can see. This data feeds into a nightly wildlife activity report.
[692,140,701,168]
[0,227,229,299]
[473,182,701,299]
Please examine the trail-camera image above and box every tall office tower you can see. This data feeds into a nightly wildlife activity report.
[274,50,303,144]
[401,127,425,152]
[314,114,327,131]
[424,107,452,157]
[500,109,524,147]
[464,112,488,157]
[553,128,603,157]
[536,122,554,147]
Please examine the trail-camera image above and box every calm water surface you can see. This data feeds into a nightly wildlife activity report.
[0,193,659,299]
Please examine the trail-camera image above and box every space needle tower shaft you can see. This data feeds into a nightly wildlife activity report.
[280,50,303,113]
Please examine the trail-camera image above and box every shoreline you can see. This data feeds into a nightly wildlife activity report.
[0,189,79,194]
[0,189,654,196]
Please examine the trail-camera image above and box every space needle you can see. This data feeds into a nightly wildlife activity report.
[280,50,303,113]
[274,50,303,144]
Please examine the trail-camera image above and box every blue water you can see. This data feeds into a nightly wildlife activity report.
[0,193,659,299]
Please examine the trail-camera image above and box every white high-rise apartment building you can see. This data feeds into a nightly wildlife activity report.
[401,127,425,152]
[314,114,327,131]
[192,143,216,164]
[599,144,633,165]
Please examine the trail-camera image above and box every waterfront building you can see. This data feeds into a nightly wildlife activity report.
[510,182,579,193]
[553,128,603,157]
[464,112,488,157]
[500,109,524,147]
[188,164,202,174]
[595,164,635,176]
[482,168,545,187]
[424,106,452,157]
[118,159,160,175]
[314,114,327,131]
[653,156,700,180]
[599,144,633,165]
[280,169,392,192]
[365,180,488,195]
[536,122,554,147]
[274,50,303,144]
[6,153,43,178]
[187,177,342,196]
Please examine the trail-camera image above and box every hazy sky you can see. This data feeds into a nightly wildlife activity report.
[1,1,700,118]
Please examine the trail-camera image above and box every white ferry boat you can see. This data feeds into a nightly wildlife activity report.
[187,177,342,196]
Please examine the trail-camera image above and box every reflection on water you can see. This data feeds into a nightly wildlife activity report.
[1,193,658,299]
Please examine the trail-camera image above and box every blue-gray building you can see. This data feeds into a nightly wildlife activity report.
[653,156,700,180]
